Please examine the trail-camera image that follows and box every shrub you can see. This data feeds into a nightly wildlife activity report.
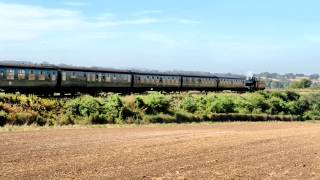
[100,94,124,123]
[290,79,312,89]
[56,113,75,125]
[285,91,300,101]
[0,110,7,126]
[180,95,198,113]
[241,93,269,113]
[287,97,309,115]
[6,112,40,125]
[206,95,236,113]
[66,96,100,117]
[40,99,59,111]
[142,92,171,114]
[266,97,288,114]
[175,111,201,123]
[143,114,176,124]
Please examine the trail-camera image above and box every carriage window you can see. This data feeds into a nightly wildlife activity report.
[96,74,100,81]
[39,71,45,80]
[98,74,102,82]
[71,72,76,79]
[17,69,25,80]
[50,71,56,81]
[0,71,4,79]
[105,74,111,82]
[91,73,96,81]
[28,70,35,80]
[62,72,67,81]
[86,73,90,81]
[7,69,15,80]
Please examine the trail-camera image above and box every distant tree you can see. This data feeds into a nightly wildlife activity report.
[270,81,283,89]
[310,74,320,80]
[311,82,320,88]
[290,79,312,89]
[284,73,295,79]
[282,80,291,88]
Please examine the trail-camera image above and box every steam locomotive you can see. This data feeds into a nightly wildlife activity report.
[0,62,265,95]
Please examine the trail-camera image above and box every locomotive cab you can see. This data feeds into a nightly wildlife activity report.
[245,77,266,91]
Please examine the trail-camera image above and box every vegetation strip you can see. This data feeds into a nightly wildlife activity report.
[0,90,319,126]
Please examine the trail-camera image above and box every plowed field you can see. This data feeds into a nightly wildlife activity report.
[1,122,320,179]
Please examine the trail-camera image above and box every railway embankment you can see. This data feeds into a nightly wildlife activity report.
[0,90,319,127]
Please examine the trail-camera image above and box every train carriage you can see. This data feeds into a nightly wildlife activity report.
[182,75,218,90]
[0,62,58,94]
[218,77,247,91]
[59,66,132,93]
[132,72,181,91]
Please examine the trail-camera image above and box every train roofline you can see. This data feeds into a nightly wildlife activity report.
[58,66,131,74]
[0,62,57,70]
[0,61,247,79]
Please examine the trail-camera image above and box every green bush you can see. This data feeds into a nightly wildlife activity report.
[238,93,269,113]
[287,97,309,115]
[142,92,171,114]
[180,95,198,113]
[266,97,288,115]
[303,101,320,120]
[290,79,312,89]
[206,95,236,113]
[285,91,300,101]
[99,94,124,124]
[67,96,101,117]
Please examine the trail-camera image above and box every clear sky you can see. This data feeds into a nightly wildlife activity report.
[0,0,319,74]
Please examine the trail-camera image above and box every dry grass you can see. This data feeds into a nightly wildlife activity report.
[1,121,320,132]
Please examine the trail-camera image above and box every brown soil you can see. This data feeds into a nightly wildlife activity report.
[1,122,320,179]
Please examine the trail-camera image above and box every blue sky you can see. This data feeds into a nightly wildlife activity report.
[0,0,320,74]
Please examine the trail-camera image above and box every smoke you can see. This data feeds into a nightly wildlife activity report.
[246,71,253,79]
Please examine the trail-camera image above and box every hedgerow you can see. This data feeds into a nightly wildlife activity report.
[0,90,320,126]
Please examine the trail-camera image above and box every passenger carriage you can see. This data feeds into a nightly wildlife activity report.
[132,71,181,92]
[0,62,57,94]
[58,66,132,94]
